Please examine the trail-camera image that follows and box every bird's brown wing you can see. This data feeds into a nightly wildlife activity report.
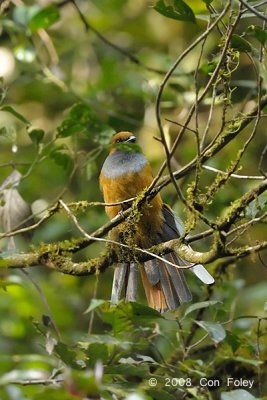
[162,204,214,285]
[141,204,192,311]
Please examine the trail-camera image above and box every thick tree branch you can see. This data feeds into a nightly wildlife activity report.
[2,174,266,274]
[2,235,267,276]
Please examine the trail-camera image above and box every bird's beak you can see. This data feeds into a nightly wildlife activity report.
[125,135,136,143]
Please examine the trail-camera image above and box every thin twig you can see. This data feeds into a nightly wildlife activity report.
[239,0,267,22]
[151,1,232,190]
[2,378,63,386]
[203,165,265,180]
[70,0,177,76]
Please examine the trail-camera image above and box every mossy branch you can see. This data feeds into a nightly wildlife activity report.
[2,235,266,276]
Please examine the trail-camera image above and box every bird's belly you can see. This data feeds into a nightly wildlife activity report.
[100,166,163,246]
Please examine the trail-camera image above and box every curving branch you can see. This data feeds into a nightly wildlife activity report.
[2,176,266,274]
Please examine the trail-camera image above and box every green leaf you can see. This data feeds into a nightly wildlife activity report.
[130,302,163,320]
[99,302,134,337]
[234,355,263,367]
[1,105,30,124]
[86,343,109,367]
[69,369,100,397]
[78,334,134,349]
[231,34,252,52]
[98,302,162,338]
[32,388,74,400]
[84,299,106,314]
[225,331,241,353]
[221,389,258,400]
[28,5,60,32]
[248,25,267,45]
[195,321,226,343]
[184,300,221,317]
[57,103,100,138]
[147,390,177,400]
[202,0,213,4]
[49,146,72,169]
[106,363,150,378]
[28,128,44,144]
[201,61,217,74]
[54,342,81,369]
[154,0,196,24]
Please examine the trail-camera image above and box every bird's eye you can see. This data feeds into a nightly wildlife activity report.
[115,139,121,143]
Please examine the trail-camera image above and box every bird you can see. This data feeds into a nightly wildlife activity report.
[99,131,214,312]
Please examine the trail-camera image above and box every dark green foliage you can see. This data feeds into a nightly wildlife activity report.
[57,103,102,138]
[0,1,266,399]
[154,0,196,24]
[28,129,45,145]
[230,35,252,53]
[28,5,60,32]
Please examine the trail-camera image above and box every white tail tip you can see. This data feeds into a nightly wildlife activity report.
[191,264,215,284]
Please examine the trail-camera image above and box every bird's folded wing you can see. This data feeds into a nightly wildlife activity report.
[161,204,215,285]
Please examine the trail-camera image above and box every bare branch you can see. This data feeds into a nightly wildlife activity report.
[152,1,233,190]
[69,0,179,76]
[239,0,267,22]
[202,165,265,180]
[158,95,267,191]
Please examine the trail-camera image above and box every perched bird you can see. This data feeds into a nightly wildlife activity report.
[99,131,214,312]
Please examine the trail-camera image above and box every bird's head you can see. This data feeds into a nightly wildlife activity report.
[110,131,140,154]
[112,131,136,145]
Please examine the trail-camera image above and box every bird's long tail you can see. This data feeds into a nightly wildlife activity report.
[110,255,192,312]
[111,263,138,304]
[110,204,214,312]
[141,252,192,312]
[139,204,214,312]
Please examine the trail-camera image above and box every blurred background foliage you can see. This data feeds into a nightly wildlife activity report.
[0,0,266,399]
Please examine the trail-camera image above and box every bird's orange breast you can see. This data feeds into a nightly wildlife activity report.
[100,163,163,246]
